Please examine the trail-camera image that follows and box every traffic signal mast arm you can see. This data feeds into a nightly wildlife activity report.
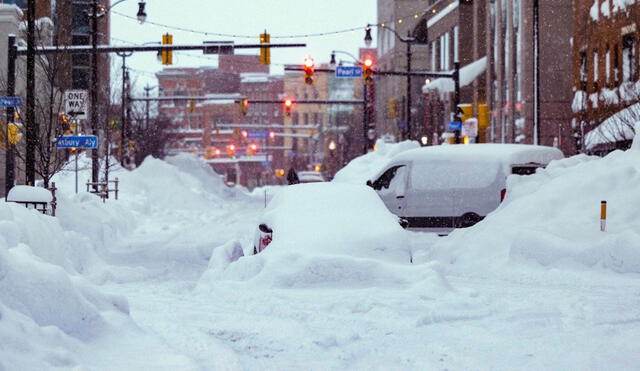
[14,42,307,56]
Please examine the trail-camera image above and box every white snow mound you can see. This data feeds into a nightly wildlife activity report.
[430,148,640,274]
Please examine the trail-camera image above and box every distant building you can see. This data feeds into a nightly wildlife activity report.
[157,55,286,188]
[573,0,639,154]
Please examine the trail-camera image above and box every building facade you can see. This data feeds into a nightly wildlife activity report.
[375,0,430,141]
[157,55,287,188]
[573,0,639,153]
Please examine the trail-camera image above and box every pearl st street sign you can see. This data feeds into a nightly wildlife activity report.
[335,66,363,78]
[56,135,98,149]
[64,90,88,119]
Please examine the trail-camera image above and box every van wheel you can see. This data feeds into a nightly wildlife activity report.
[459,213,482,228]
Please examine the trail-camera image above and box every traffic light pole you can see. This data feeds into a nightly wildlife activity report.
[5,34,16,196]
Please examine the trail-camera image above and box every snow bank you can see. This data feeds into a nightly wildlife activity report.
[430,144,640,275]
[200,182,451,296]
[332,139,420,184]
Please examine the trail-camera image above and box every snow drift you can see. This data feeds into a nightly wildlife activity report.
[430,137,640,274]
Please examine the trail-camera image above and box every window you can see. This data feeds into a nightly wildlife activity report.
[430,42,436,71]
[593,50,598,88]
[605,48,611,85]
[614,44,620,85]
[579,51,587,90]
[622,34,635,82]
[453,26,459,63]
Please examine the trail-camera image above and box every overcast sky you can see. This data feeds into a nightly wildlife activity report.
[110,0,377,90]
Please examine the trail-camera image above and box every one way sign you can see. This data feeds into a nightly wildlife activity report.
[64,90,88,119]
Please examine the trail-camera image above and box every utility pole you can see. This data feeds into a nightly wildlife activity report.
[25,0,36,185]
[453,61,461,144]
[5,35,16,196]
[533,0,541,145]
[116,51,132,166]
[406,31,412,140]
[90,0,100,189]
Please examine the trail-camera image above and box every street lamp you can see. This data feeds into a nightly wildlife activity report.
[89,0,147,185]
[364,24,416,140]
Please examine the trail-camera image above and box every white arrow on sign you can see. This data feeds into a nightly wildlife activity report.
[64,90,88,119]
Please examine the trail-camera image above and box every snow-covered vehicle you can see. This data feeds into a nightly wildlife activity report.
[367,144,564,234]
[297,171,326,183]
[251,182,410,261]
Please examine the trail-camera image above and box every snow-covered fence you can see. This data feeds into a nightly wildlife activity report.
[6,183,57,216]
[86,178,119,202]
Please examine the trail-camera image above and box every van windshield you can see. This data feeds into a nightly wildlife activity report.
[411,160,500,190]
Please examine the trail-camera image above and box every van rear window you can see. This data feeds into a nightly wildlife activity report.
[511,163,545,175]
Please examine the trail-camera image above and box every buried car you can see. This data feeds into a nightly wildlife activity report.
[252,182,411,263]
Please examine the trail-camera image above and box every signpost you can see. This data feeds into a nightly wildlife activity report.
[64,90,88,119]
[448,121,462,131]
[335,66,362,78]
[56,135,99,149]
[247,131,268,139]
[0,96,22,107]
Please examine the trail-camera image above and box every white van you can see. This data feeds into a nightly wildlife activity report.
[367,144,564,234]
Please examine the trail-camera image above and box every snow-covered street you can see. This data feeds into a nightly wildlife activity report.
[3,139,640,370]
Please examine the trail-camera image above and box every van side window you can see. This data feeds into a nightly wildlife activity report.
[511,163,545,175]
[373,165,405,190]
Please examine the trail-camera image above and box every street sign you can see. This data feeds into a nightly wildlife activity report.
[461,118,478,137]
[56,135,98,149]
[448,121,462,131]
[0,96,22,107]
[64,90,88,119]
[247,131,268,139]
[335,66,363,78]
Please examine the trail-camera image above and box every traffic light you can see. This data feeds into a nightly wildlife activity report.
[284,98,294,116]
[188,99,196,112]
[241,130,248,139]
[161,33,173,65]
[362,56,374,84]
[247,142,259,155]
[259,31,270,65]
[7,123,21,145]
[303,56,315,85]
[240,98,249,116]
[269,131,276,140]
[226,143,236,157]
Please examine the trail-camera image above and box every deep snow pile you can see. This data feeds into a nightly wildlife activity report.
[332,139,419,184]
[0,153,255,370]
[199,182,451,299]
[430,138,640,275]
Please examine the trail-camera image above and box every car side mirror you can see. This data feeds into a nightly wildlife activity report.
[366,180,373,188]
[258,223,272,233]
[398,218,409,229]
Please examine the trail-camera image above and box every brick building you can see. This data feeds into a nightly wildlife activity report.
[157,55,286,188]
[573,0,639,153]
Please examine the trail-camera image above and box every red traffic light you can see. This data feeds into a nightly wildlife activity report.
[363,57,374,68]
[304,56,315,69]
[226,143,236,156]
[303,56,315,85]
[284,99,293,107]
[362,56,375,85]
[247,142,259,155]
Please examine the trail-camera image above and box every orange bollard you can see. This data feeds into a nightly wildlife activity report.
[600,201,607,232]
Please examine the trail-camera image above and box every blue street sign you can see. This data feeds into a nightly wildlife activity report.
[56,135,99,149]
[448,121,462,131]
[335,66,363,78]
[247,131,268,139]
[0,96,22,107]
[261,161,270,167]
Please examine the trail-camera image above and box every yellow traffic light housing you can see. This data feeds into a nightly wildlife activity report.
[240,98,249,115]
[259,31,270,65]
[161,33,173,65]
[303,57,315,85]
[362,57,374,85]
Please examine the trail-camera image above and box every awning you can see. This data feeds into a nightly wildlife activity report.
[422,56,487,94]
